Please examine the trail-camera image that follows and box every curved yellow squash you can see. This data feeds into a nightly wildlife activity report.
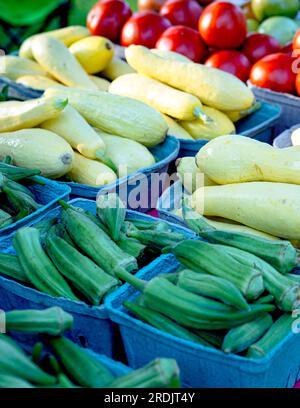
[95,130,155,177]
[176,156,216,193]
[180,106,235,140]
[109,73,206,121]
[31,36,97,89]
[45,87,168,147]
[192,182,300,239]
[0,96,67,132]
[0,129,74,178]
[19,26,90,59]
[197,135,300,185]
[125,45,255,111]
[102,57,135,80]
[41,105,106,159]
[67,152,117,186]
[16,75,62,90]
[0,56,46,80]
[162,115,193,140]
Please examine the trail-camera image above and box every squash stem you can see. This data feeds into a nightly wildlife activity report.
[193,107,214,124]
[95,150,118,173]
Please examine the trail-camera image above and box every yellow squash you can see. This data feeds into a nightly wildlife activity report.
[41,105,106,160]
[151,49,191,62]
[45,87,168,147]
[126,45,255,111]
[102,57,135,80]
[31,36,97,89]
[0,129,74,178]
[162,114,193,140]
[19,26,90,59]
[109,73,210,122]
[95,130,155,177]
[67,152,117,187]
[197,135,300,185]
[180,106,235,140]
[0,96,67,132]
[225,101,261,123]
[202,218,279,241]
[176,157,216,194]
[89,75,110,91]
[0,56,46,80]
[69,36,113,74]
[291,127,300,146]
[192,182,300,239]
[174,208,279,240]
[16,75,62,90]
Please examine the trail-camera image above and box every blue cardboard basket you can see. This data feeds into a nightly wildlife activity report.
[0,198,193,357]
[177,102,281,158]
[0,177,70,239]
[273,124,300,149]
[60,136,180,212]
[106,254,300,388]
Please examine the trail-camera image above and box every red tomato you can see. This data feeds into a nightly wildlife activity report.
[87,0,132,43]
[160,0,202,30]
[205,50,251,82]
[198,0,214,4]
[241,33,281,64]
[156,25,208,62]
[121,11,171,48]
[198,1,247,49]
[293,29,300,51]
[281,41,294,57]
[250,53,296,94]
[296,72,300,96]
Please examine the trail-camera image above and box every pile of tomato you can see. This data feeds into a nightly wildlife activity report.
[86,0,300,96]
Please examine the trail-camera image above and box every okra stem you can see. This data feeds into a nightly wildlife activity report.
[115,267,146,291]
[58,200,71,210]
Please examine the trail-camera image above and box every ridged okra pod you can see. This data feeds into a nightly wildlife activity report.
[49,336,115,388]
[0,208,13,228]
[128,228,186,249]
[0,373,34,388]
[124,301,212,346]
[114,268,275,331]
[177,269,249,311]
[96,193,126,241]
[117,232,146,258]
[247,314,298,358]
[5,307,73,336]
[46,227,119,305]
[222,314,273,354]
[221,245,300,312]
[13,227,78,301]
[0,162,40,181]
[0,252,28,282]
[199,229,299,274]
[163,239,264,300]
[0,335,56,385]
[107,358,181,388]
[60,202,138,275]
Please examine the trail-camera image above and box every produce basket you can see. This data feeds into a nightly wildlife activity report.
[273,124,300,148]
[0,198,193,357]
[106,254,300,388]
[63,136,180,212]
[249,83,300,134]
[0,177,71,239]
[177,101,281,158]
